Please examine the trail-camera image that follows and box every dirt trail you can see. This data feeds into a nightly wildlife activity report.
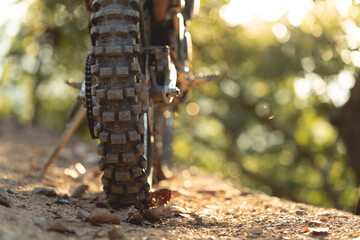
[1,122,360,240]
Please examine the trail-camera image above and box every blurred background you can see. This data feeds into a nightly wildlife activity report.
[1,0,360,212]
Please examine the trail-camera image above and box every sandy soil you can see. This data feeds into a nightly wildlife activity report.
[1,121,360,240]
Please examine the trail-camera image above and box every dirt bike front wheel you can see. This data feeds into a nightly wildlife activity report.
[90,0,150,208]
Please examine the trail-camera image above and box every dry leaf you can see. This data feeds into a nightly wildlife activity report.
[171,191,180,199]
[113,207,132,222]
[87,208,120,225]
[125,205,143,225]
[149,189,172,207]
[142,207,163,222]
[319,217,328,222]
[217,190,226,195]
[128,213,143,225]
[162,206,186,217]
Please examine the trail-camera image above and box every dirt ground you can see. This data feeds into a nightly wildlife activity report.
[1,121,360,240]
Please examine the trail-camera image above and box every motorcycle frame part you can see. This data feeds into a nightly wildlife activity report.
[152,103,174,181]
[142,46,179,104]
[142,50,176,182]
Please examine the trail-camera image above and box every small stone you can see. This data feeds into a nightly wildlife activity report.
[250,227,263,235]
[194,217,202,224]
[59,194,69,199]
[77,209,90,220]
[3,178,12,184]
[33,216,51,230]
[96,229,108,238]
[70,184,89,198]
[0,187,8,196]
[0,194,12,208]
[108,226,126,240]
[55,198,70,204]
[7,189,14,194]
[95,201,109,208]
[16,203,26,208]
[48,222,75,234]
[203,216,215,225]
[32,187,57,197]
[295,210,307,216]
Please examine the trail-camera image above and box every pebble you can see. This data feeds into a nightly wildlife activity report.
[70,184,88,198]
[3,178,13,184]
[250,227,263,235]
[48,222,75,234]
[77,209,90,220]
[95,201,110,208]
[203,217,215,225]
[295,210,307,216]
[0,194,13,208]
[33,216,51,230]
[32,187,57,197]
[0,187,8,196]
[16,203,26,208]
[108,226,126,240]
[5,189,14,194]
[55,198,70,205]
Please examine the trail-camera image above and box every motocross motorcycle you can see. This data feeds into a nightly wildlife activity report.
[81,0,210,208]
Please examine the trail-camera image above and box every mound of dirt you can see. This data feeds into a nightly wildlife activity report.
[0,122,360,239]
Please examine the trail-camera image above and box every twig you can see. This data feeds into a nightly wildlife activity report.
[38,107,86,179]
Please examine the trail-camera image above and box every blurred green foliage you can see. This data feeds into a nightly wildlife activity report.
[1,0,89,127]
[1,0,360,211]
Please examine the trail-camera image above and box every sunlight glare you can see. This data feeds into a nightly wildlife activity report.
[294,78,312,99]
[287,0,313,27]
[0,0,30,77]
[335,0,352,17]
[220,0,313,26]
[350,51,360,67]
[272,23,290,43]
[342,20,360,49]
[75,163,86,175]
[337,69,355,90]
[327,81,350,107]
[186,102,200,116]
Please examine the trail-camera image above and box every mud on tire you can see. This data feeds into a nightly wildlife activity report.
[90,0,150,208]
